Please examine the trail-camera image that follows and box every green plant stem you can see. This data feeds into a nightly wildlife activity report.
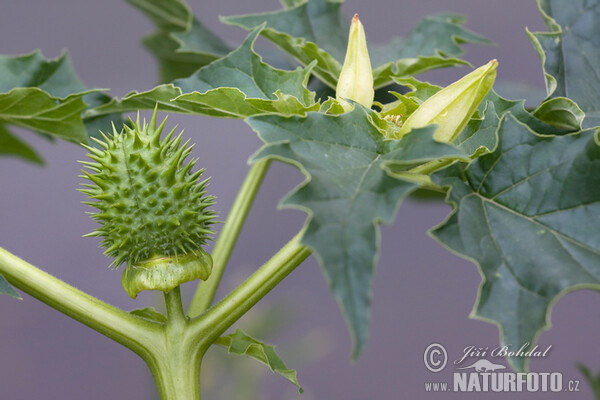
[188,159,271,317]
[189,232,311,346]
[147,286,202,400]
[0,247,162,359]
[0,235,311,400]
[165,286,186,324]
[151,233,310,399]
[409,158,455,176]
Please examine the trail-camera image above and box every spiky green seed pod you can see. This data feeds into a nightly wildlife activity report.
[80,109,216,298]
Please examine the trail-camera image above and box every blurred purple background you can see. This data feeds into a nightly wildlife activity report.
[1,0,599,399]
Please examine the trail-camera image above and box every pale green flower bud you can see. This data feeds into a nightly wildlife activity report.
[336,14,374,111]
[397,59,498,142]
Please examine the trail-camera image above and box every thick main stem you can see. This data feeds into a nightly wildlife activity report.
[147,287,202,400]
[0,248,204,399]
[188,159,271,317]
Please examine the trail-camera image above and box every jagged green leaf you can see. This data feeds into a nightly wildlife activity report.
[0,51,87,98]
[223,2,490,89]
[0,51,117,153]
[214,329,302,392]
[86,84,228,117]
[371,13,491,88]
[87,28,317,119]
[370,13,491,66]
[247,106,467,358]
[221,0,346,88]
[127,0,231,83]
[281,0,306,9]
[431,113,600,372]
[0,88,88,143]
[455,90,582,156]
[0,273,21,299]
[532,97,585,132]
[0,124,43,164]
[485,91,583,136]
[373,56,469,89]
[129,307,167,323]
[126,0,191,30]
[528,0,600,128]
[172,20,232,57]
[455,101,500,157]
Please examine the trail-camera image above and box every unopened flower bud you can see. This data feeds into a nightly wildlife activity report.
[336,14,374,111]
[397,59,498,142]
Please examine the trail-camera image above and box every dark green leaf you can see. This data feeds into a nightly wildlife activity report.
[214,329,302,392]
[532,97,584,131]
[172,20,232,57]
[487,91,583,136]
[247,106,467,358]
[456,101,500,157]
[87,28,317,119]
[0,51,102,149]
[0,124,44,164]
[0,51,87,98]
[129,307,167,323]
[371,13,491,65]
[127,0,231,83]
[0,273,21,299]
[223,2,490,89]
[223,0,348,61]
[281,0,306,9]
[222,1,344,89]
[371,13,491,88]
[528,0,600,128]
[373,56,469,89]
[431,114,600,371]
[126,0,191,31]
